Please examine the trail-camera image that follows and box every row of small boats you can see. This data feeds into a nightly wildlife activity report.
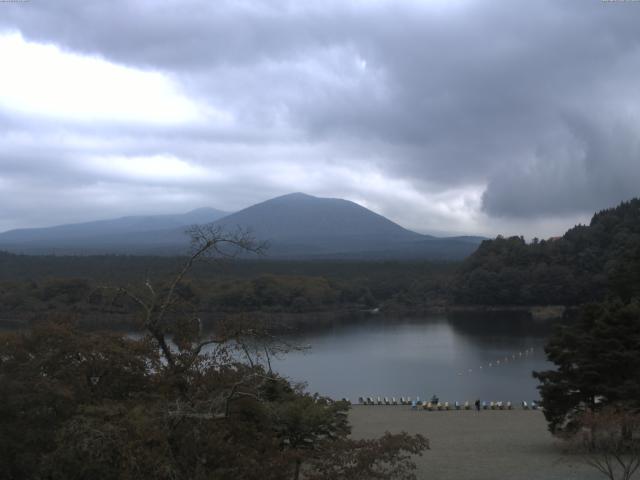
[356,397,542,410]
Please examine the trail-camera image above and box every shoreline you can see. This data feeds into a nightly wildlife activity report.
[382,304,566,321]
[0,304,566,332]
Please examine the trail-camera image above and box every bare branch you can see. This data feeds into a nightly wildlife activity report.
[571,407,640,480]
[144,278,156,298]
[264,346,273,374]
[190,338,225,359]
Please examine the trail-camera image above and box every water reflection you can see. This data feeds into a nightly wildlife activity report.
[271,315,554,402]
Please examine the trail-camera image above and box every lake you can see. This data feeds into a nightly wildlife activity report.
[271,314,555,404]
[1,312,555,404]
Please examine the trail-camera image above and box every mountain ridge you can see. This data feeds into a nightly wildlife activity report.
[0,207,228,243]
[213,192,427,242]
[0,193,483,259]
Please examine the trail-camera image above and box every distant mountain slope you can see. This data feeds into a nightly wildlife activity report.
[453,198,640,305]
[0,207,228,246]
[211,193,479,259]
[0,193,483,259]
[213,192,423,252]
[215,192,425,240]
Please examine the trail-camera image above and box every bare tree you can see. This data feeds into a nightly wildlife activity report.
[101,225,293,419]
[113,225,264,366]
[570,407,640,480]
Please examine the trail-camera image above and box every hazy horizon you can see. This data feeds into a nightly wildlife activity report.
[0,190,592,240]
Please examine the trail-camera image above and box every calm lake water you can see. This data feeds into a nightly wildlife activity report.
[2,313,554,404]
[271,314,555,403]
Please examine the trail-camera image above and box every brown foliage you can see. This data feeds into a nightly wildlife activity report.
[0,227,429,479]
[306,432,430,480]
[569,407,640,480]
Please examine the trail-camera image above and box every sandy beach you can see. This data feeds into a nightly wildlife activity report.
[349,406,602,480]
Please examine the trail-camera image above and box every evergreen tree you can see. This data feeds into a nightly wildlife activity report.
[534,300,640,434]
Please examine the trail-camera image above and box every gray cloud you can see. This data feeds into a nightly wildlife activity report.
[483,115,640,217]
[1,0,639,236]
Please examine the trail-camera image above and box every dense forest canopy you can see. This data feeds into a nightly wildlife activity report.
[454,198,640,306]
[0,256,455,327]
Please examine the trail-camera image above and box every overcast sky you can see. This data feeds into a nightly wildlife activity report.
[1,0,639,238]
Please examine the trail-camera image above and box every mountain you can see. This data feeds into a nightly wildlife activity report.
[0,193,483,259]
[0,208,228,253]
[213,192,422,252]
[211,193,481,259]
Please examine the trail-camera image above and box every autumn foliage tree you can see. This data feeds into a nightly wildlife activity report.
[0,225,428,480]
[570,408,640,480]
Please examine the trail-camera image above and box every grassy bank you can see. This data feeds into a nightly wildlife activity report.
[349,406,600,480]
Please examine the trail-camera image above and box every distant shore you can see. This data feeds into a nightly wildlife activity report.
[0,304,565,332]
[349,406,599,480]
[383,304,566,320]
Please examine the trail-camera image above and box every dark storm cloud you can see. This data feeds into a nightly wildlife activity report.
[483,115,640,217]
[1,0,640,235]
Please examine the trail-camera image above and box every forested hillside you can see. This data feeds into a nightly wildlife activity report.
[454,199,640,305]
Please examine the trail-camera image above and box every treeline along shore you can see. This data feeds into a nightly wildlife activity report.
[0,252,565,332]
[0,254,454,331]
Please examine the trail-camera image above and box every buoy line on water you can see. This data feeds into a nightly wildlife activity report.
[351,348,542,410]
[455,347,536,377]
